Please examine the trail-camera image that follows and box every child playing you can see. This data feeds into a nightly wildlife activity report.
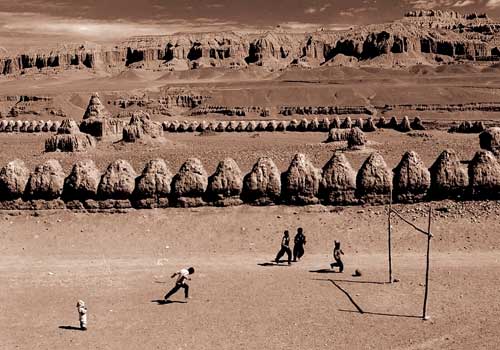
[76,300,87,331]
[164,267,195,301]
[275,230,292,265]
[330,240,344,272]
[293,227,307,262]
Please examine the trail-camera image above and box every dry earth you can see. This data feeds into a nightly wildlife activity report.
[1,202,499,349]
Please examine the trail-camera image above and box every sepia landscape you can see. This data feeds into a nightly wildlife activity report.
[1,1,500,349]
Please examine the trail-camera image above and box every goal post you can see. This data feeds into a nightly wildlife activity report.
[387,191,433,321]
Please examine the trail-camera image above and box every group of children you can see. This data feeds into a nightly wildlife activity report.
[74,228,344,330]
[274,227,307,265]
[273,228,344,272]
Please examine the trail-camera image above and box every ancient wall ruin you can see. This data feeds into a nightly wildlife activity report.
[0,149,499,211]
[161,116,424,133]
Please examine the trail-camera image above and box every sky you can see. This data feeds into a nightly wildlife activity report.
[1,0,500,49]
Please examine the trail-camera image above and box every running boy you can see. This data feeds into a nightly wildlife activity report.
[164,267,195,301]
[275,230,292,265]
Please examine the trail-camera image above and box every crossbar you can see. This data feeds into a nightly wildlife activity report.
[390,208,431,237]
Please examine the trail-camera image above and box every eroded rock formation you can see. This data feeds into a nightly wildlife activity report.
[122,111,164,142]
[25,160,65,200]
[83,93,110,120]
[0,160,29,200]
[347,127,367,149]
[171,158,208,207]
[2,11,500,76]
[98,160,137,200]
[479,127,500,156]
[392,151,430,202]
[356,152,392,204]
[133,159,172,208]
[468,150,500,199]
[320,153,357,205]
[2,144,500,209]
[429,149,468,199]
[45,119,96,152]
[242,157,281,205]
[281,153,321,205]
[206,158,243,206]
[63,160,101,200]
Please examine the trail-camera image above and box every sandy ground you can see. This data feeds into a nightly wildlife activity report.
[1,202,500,349]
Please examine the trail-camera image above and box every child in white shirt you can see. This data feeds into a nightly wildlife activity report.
[164,267,195,301]
[76,300,87,330]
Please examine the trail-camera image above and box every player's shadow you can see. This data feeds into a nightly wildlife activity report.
[59,325,84,331]
[258,260,291,267]
[309,268,340,274]
[151,299,187,305]
[330,278,387,285]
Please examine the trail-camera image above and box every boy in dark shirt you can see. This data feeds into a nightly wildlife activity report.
[275,230,292,265]
[293,227,306,262]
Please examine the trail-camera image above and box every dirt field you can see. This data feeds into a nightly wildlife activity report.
[1,202,500,350]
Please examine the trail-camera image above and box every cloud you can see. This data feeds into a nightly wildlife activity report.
[319,4,331,12]
[339,6,377,17]
[453,0,475,6]
[304,3,332,14]
[279,21,352,32]
[0,11,242,40]
[404,0,481,9]
[486,0,500,8]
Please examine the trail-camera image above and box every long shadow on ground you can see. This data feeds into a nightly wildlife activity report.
[338,309,422,319]
[151,299,188,305]
[312,276,387,285]
[317,278,422,319]
[309,269,340,274]
[59,326,85,331]
[258,260,292,267]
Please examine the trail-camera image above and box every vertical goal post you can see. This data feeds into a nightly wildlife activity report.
[387,191,433,321]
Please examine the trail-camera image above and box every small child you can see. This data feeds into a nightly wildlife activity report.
[76,300,87,331]
[164,267,195,301]
[330,240,344,273]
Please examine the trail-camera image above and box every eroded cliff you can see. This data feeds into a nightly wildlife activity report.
[2,11,500,76]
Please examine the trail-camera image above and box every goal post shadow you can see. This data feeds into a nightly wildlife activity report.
[388,189,433,321]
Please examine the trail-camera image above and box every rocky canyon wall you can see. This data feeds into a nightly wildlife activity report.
[2,11,500,76]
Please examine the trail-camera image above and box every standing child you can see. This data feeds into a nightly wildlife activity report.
[76,300,87,331]
[330,240,344,272]
[275,230,292,265]
[164,267,195,301]
[293,227,306,262]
